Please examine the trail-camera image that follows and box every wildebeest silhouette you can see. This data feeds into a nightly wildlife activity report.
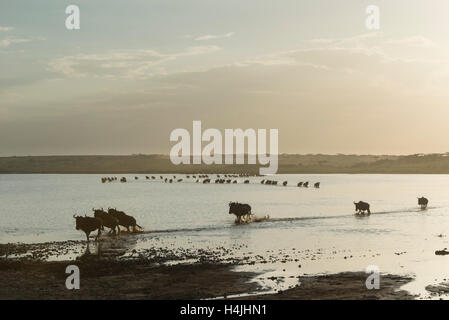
[354,201,371,215]
[418,197,428,209]
[74,215,102,242]
[314,182,320,188]
[108,208,142,232]
[229,202,252,223]
[93,208,120,234]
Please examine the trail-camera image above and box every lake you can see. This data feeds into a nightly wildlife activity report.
[2,173,449,297]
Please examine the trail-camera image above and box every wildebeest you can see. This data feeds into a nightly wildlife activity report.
[354,201,371,215]
[418,196,428,209]
[282,181,287,186]
[244,180,250,184]
[93,208,120,234]
[261,179,265,184]
[314,182,320,188]
[297,182,303,187]
[303,181,309,188]
[229,202,252,223]
[74,215,102,242]
[120,177,127,183]
[108,208,142,232]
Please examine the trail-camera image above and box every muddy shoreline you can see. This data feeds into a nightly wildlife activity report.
[0,240,417,300]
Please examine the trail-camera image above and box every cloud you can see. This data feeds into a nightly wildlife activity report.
[385,36,437,48]
[5,33,449,155]
[0,26,14,32]
[0,36,32,47]
[48,46,221,79]
[0,35,45,48]
[194,32,234,41]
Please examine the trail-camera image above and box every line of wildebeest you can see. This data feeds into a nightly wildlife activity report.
[73,208,142,242]
[228,196,430,224]
[79,176,429,242]
[101,174,321,188]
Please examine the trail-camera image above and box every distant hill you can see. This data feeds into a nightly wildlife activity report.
[1,153,449,174]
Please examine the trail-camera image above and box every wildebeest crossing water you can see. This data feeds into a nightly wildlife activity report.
[74,208,142,241]
[2,174,448,298]
[93,208,120,234]
[73,215,102,242]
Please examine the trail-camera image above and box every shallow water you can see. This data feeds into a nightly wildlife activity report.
[2,173,449,298]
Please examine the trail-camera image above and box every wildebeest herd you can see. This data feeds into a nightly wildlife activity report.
[100,174,319,187]
[83,175,430,241]
[74,208,142,242]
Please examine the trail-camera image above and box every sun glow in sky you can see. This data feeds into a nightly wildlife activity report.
[2,0,449,156]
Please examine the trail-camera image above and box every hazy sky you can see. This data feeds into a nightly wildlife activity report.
[2,0,449,156]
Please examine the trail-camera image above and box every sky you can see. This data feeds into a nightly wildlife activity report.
[1,0,449,156]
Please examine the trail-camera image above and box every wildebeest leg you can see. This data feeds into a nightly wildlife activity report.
[95,228,101,241]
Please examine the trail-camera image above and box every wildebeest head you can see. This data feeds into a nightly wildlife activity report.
[229,202,236,214]
[74,214,82,230]
[92,207,107,215]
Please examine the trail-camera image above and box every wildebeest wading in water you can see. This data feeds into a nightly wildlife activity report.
[354,201,371,215]
[108,208,142,232]
[93,208,120,234]
[418,197,428,209]
[229,202,252,224]
[73,215,102,242]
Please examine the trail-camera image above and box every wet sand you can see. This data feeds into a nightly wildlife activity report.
[244,272,415,300]
[0,240,416,300]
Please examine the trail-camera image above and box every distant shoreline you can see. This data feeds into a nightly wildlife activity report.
[2,153,449,174]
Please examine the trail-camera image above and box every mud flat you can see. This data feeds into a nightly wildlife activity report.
[243,272,416,300]
[0,240,416,300]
